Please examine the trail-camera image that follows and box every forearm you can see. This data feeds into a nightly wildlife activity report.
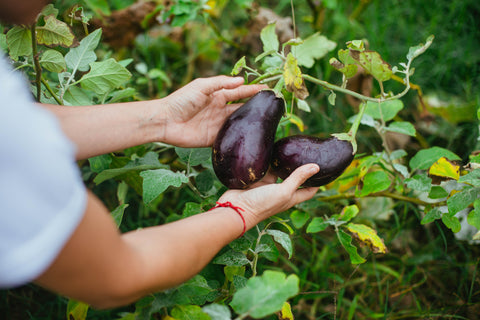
[42,101,167,160]
[36,192,246,309]
[121,207,244,295]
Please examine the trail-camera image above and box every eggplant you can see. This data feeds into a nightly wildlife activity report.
[212,90,285,189]
[271,135,354,187]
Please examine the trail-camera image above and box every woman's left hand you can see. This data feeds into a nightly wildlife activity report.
[159,76,266,147]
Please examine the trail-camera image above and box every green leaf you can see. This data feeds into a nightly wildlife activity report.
[224,265,246,282]
[111,203,129,227]
[36,15,76,48]
[260,23,279,53]
[337,230,366,264]
[171,305,210,320]
[364,100,404,122]
[231,56,246,75]
[357,170,391,197]
[177,275,214,305]
[339,205,359,222]
[409,147,461,171]
[65,28,102,72]
[421,207,442,225]
[405,174,432,193]
[328,91,336,106]
[447,187,480,215]
[406,35,434,60]
[468,199,480,229]
[329,57,358,79]
[66,299,89,320]
[349,49,392,82]
[386,121,416,137]
[88,154,112,173]
[292,32,336,68]
[175,147,212,166]
[108,88,137,104]
[203,304,232,320]
[39,49,66,72]
[346,223,387,254]
[213,250,250,266]
[182,202,203,218]
[296,99,311,112]
[266,230,293,258]
[195,169,215,193]
[63,86,93,106]
[94,152,165,184]
[40,4,59,17]
[140,169,188,204]
[230,270,299,319]
[441,212,461,233]
[6,26,32,61]
[458,169,480,187]
[428,186,449,199]
[306,217,330,233]
[0,33,7,52]
[358,197,395,221]
[290,210,309,229]
[79,58,131,95]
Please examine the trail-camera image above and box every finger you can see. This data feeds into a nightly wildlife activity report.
[197,76,245,95]
[222,84,268,103]
[282,163,320,191]
[293,186,318,204]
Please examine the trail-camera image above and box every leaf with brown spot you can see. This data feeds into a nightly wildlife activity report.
[349,50,392,83]
[36,15,77,48]
[283,52,309,100]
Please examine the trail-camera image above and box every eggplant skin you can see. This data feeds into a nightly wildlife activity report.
[212,90,285,189]
[271,135,354,187]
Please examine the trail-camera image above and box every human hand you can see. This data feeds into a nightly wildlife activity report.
[159,76,266,147]
[217,163,320,230]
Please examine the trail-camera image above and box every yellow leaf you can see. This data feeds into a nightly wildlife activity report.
[428,157,460,180]
[346,223,387,254]
[277,302,294,320]
[162,316,178,320]
[285,114,305,132]
[283,53,309,100]
[325,159,361,192]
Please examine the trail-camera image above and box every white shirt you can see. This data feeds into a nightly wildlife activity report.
[0,55,87,288]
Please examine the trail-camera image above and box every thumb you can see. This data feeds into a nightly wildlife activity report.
[282,163,320,191]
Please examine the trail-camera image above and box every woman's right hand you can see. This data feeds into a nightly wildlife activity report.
[217,163,320,230]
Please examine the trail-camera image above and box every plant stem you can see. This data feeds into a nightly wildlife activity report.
[316,191,446,207]
[348,101,367,139]
[250,71,283,84]
[41,78,63,105]
[303,74,382,103]
[30,24,42,102]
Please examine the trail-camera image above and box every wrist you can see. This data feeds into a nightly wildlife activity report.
[141,99,171,144]
[209,202,246,237]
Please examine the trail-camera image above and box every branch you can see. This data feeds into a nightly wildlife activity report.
[30,24,42,102]
[316,190,446,207]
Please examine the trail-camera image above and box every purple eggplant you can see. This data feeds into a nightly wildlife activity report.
[212,90,285,189]
[271,135,354,187]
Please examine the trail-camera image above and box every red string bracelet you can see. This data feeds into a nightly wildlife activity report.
[209,201,246,237]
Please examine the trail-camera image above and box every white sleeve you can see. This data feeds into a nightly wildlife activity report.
[0,56,87,288]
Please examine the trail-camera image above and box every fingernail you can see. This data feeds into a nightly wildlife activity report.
[308,163,320,173]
